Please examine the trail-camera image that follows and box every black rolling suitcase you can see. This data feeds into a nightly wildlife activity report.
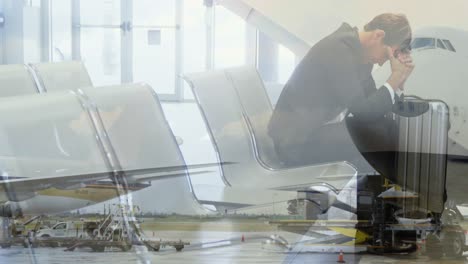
[393,98,450,214]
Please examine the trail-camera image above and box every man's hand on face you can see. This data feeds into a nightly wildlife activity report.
[387,47,415,91]
[396,52,412,64]
[395,51,415,90]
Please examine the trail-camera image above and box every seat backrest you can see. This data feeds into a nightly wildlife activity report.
[31,61,93,92]
[187,70,358,190]
[0,91,109,180]
[0,64,39,97]
[184,70,263,187]
[225,66,282,168]
[80,84,204,214]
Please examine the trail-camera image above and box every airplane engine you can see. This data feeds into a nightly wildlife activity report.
[0,203,22,218]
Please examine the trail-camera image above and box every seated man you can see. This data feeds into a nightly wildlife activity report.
[268,13,414,176]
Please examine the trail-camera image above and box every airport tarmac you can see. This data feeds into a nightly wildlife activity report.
[1,229,468,264]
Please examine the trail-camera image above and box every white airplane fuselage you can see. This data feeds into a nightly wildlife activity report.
[1,181,150,217]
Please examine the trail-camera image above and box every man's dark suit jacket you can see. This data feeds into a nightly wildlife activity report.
[268,23,394,161]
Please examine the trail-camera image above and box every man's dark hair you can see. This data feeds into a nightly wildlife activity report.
[364,13,412,52]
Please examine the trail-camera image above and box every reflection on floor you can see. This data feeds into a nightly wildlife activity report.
[1,225,468,264]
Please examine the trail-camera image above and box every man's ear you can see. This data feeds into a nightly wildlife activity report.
[374,29,386,42]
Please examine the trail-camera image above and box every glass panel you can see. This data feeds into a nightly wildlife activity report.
[23,6,41,64]
[436,39,447,49]
[411,38,435,49]
[30,0,41,7]
[443,39,456,52]
[132,29,176,95]
[214,5,247,68]
[183,0,207,99]
[133,0,175,26]
[257,32,279,83]
[80,28,121,86]
[278,45,296,84]
[80,0,121,25]
[51,0,72,61]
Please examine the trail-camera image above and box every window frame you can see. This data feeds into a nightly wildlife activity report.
[68,0,183,101]
[411,37,436,50]
[47,1,261,102]
[442,39,456,52]
[436,38,447,50]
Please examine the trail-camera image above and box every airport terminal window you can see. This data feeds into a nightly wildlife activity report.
[79,0,122,86]
[47,1,255,100]
[133,0,175,26]
[73,0,182,97]
[278,44,297,84]
[254,32,297,104]
[27,0,41,7]
[132,29,176,95]
[182,0,208,100]
[131,1,177,96]
[51,0,72,61]
[411,38,435,49]
[131,0,179,96]
[80,28,122,86]
[214,5,247,68]
[79,0,120,26]
[257,32,297,85]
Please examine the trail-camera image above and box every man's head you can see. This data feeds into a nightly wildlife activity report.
[359,13,412,66]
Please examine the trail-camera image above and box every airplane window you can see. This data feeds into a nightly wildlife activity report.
[442,39,456,52]
[436,39,447,50]
[411,38,435,49]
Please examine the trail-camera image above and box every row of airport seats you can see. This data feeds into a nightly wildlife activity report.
[0,62,204,214]
[0,60,354,213]
[0,61,92,97]
[184,67,356,191]
[0,61,192,182]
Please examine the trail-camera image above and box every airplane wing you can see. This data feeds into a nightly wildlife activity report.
[0,162,230,202]
[194,184,298,209]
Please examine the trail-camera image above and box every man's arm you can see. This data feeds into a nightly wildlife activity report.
[391,50,415,92]
[325,53,393,121]
[326,46,413,121]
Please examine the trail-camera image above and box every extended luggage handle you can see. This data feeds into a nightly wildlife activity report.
[393,95,451,129]
[402,94,449,108]
[393,95,450,117]
[401,94,422,100]
[392,98,430,117]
